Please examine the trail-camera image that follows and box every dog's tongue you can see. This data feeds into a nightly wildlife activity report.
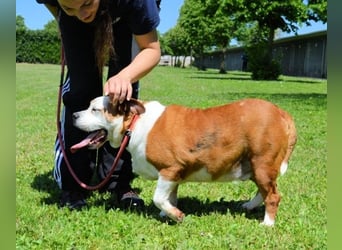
[70,130,106,153]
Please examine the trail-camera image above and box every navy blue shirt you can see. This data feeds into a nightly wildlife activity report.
[36,0,160,35]
[35,0,160,107]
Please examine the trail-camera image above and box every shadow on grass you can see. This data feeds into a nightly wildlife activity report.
[188,75,251,81]
[32,172,263,223]
[114,195,265,225]
[31,171,144,208]
[188,70,325,84]
[209,92,327,107]
[31,171,61,205]
[139,197,265,225]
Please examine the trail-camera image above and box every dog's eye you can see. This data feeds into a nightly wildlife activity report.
[91,108,100,113]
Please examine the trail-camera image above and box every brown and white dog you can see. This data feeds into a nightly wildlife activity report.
[72,96,296,226]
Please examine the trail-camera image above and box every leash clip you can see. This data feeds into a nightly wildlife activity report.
[124,129,132,137]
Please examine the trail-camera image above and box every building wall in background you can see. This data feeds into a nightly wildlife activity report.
[196,31,327,78]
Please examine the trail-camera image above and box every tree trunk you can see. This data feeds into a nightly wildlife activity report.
[267,27,275,62]
[219,49,227,74]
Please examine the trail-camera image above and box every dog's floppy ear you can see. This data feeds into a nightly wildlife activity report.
[128,98,145,115]
[106,97,145,116]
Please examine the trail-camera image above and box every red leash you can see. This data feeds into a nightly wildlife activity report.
[56,46,136,191]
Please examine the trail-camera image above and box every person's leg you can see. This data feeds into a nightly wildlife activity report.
[96,143,136,195]
[54,11,103,209]
[97,83,143,208]
[54,97,93,209]
[100,19,144,208]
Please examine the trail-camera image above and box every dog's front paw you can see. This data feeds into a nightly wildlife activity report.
[260,212,275,226]
[160,208,185,223]
[175,212,185,222]
[260,220,275,226]
[169,208,185,222]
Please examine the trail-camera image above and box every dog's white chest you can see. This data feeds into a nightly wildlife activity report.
[127,101,165,180]
[131,157,159,180]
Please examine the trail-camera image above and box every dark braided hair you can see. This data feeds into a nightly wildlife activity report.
[92,0,161,76]
[93,0,115,76]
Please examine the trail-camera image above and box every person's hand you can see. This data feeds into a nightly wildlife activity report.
[104,74,132,104]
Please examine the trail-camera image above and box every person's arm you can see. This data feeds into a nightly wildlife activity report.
[120,29,160,86]
[104,29,161,103]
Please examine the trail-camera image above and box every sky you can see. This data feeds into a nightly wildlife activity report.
[16,0,326,37]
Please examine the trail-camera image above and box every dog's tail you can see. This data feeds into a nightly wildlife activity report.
[280,110,297,176]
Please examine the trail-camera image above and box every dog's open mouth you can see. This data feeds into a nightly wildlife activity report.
[70,129,107,153]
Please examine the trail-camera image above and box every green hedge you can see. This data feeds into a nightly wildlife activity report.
[16,29,61,64]
[246,42,281,80]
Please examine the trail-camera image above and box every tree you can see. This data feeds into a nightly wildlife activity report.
[225,0,327,80]
[16,15,60,64]
[16,15,27,31]
[204,1,235,73]
[178,0,242,71]
[161,25,190,67]
[308,0,327,23]
[44,20,59,34]
[171,0,327,78]
[178,0,212,70]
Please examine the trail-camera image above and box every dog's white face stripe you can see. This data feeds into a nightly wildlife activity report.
[73,96,125,147]
[73,96,112,132]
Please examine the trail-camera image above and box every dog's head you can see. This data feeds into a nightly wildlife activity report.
[72,96,145,150]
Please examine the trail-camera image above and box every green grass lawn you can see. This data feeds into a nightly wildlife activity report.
[16,63,327,249]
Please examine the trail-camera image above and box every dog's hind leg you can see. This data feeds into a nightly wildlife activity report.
[254,172,281,226]
[153,177,184,222]
[250,158,283,226]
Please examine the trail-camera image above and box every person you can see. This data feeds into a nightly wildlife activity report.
[36,0,161,210]
[241,53,248,72]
